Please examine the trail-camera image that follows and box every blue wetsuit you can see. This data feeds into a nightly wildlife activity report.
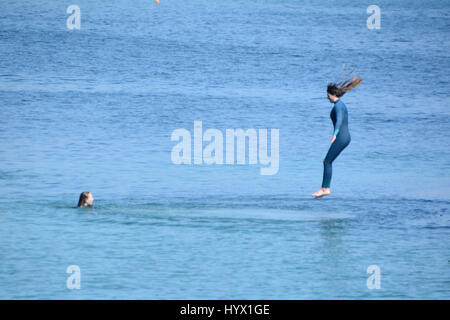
[322,99,351,188]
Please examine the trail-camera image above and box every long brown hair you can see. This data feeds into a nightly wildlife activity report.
[77,191,91,207]
[327,75,363,97]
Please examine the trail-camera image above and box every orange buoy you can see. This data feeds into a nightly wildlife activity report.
[156,0,159,3]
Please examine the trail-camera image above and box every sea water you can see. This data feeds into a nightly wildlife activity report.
[0,0,449,299]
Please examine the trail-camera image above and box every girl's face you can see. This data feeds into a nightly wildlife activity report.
[85,193,94,206]
[327,93,338,103]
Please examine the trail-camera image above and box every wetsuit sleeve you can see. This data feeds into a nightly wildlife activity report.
[333,104,343,136]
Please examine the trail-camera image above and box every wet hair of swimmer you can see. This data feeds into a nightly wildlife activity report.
[327,76,362,98]
[77,191,94,207]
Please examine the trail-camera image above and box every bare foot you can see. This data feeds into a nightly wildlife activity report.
[312,188,331,198]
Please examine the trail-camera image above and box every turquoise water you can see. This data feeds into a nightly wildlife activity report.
[0,0,449,299]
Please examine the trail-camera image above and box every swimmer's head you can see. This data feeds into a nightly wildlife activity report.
[77,191,94,207]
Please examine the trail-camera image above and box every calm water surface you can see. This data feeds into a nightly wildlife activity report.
[0,0,449,299]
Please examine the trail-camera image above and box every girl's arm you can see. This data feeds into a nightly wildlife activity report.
[333,103,344,136]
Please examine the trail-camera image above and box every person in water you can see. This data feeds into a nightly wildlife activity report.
[312,76,362,198]
[77,191,94,207]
